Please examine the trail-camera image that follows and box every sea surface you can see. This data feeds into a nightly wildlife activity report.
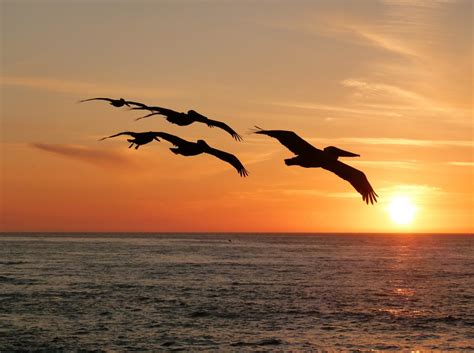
[0,233,473,352]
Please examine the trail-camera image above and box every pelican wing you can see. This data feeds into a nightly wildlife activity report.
[253,127,317,155]
[135,112,163,121]
[324,146,360,158]
[98,131,134,141]
[125,101,148,108]
[323,160,378,204]
[79,97,113,103]
[132,106,179,120]
[205,119,243,141]
[205,146,249,177]
[187,110,242,141]
[148,106,179,115]
[153,132,189,147]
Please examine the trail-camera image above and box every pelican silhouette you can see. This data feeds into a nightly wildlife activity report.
[131,106,242,141]
[80,97,147,108]
[253,127,377,204]
[154,132,248,177]
[99,131,161,149]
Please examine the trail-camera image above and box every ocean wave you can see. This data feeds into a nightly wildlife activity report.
[0,275,40,285]
[231,338,284,347]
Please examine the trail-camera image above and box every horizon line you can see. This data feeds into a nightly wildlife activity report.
[0,231,472,236]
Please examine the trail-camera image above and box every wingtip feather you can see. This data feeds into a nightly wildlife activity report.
[249,125,265,134]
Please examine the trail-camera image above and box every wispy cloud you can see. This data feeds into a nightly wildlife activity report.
[230,187,359,201]
[271,101,402,117]
[342,79,433,106]
[345,25,420,58]
[447,161,474,167]
[30,143,135,169]
[282,135,472,148]
[1,76,177,99]
[328,137,473,148]
[377,183,444,196]
[280,188,359,199]
[350,160,418,169]
[341,0,454,58]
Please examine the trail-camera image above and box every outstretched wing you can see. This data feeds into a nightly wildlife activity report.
[79,97,113,103]
[131,105,178,114]
[323,160,378,204]
[205,146,249,177]
[187,110,242,141]
[125,101,148,108]
[153,132,189,147]
[98,131,134,141]
[132,106,180,121]
[135,112,163,121]
[324,146,360,158]
[253,127,318,155]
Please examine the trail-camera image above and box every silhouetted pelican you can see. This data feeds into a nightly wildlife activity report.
[131,106,242,141]
[155,132,248,177]
[80,97,146,108]
[253,127,377,204]
[99,131,161,149]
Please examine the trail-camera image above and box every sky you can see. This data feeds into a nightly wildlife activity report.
[1,0,472,233]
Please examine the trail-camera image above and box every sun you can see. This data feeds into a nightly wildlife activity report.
[388,196,417,225]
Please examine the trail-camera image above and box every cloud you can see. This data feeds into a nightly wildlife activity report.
[345,25,420,58]
[271,101,403,117]
[447,161,474,167]
[339,0,456,58]
[341,79,432,105]
[268,134,472,148]
[377,183,444,196]
[328,137,473,148]
[350,160,418,169]
[280,188,359,199]
[30,143,135,169]
[340,78,472,126]
[0,75,177,99]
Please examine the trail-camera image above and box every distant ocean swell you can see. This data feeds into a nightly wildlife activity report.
[1,233,473,351]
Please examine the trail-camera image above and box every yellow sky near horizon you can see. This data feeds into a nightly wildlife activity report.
[1,0,472,232]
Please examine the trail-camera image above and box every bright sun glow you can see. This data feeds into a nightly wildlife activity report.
[388,196,417,225]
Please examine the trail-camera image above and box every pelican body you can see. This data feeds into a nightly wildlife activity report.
[80,97,148,108]
[99,131,161,149]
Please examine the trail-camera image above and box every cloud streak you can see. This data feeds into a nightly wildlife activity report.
[30,143,135,169]
[1,76,177,99]
[271,101,403,117]
[328,137,473,148]
[341,79,433,106]
[447,161,474,167]
[377,183,445,196]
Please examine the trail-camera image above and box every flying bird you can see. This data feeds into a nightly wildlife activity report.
[80,97,147,108]
[253,127,377,204]
[154,132,248,177]
[131,106,243,141]
[99,131,162,149]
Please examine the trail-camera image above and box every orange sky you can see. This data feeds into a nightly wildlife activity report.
[1,0,472,233]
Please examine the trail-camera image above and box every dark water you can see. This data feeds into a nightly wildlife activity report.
[0,233,473,352]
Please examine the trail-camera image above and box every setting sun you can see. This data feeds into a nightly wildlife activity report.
[388,196,417,226]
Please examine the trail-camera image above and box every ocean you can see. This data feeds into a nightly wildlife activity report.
[0,233,472,351]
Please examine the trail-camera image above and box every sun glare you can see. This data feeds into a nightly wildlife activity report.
[388,196,416,226]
